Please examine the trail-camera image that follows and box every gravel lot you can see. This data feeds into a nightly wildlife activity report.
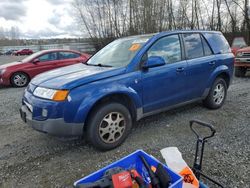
[0,55,249,188]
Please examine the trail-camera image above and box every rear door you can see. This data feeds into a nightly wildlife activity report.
[183,33,216,99]
[141,34,188,113]
[56,51,82,68]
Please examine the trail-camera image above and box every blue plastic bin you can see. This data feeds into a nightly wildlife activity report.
[74,150,183,188]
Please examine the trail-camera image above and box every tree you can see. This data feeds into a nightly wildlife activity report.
[73,0,250,48]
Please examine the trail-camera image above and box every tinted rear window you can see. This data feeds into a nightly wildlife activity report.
[183,33,203,59]
[203,33,231,54]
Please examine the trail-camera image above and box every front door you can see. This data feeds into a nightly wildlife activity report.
[141,34,188,113]
[28,52,58,78]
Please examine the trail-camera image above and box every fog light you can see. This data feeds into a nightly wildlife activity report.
[42,109,48,117]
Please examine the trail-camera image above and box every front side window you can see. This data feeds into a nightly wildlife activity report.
[58,52,80,60]
[21,51,44,62]
[147,35,182,64]
[38,52,57,62]
[183,33,203,59]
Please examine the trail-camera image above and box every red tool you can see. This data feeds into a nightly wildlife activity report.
[112,171,133,188]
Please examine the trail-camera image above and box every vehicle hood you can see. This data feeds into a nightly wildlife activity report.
[0,61,23,69]
[31,63,126,90]
[237,46,250,52]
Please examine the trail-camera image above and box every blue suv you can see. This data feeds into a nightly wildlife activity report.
[20,31,234,150]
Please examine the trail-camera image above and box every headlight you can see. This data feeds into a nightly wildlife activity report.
[236,52,243,57]
[33,87,69,101]
[0,69,6,75]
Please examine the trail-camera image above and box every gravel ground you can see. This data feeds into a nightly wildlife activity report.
[0,55,249,188]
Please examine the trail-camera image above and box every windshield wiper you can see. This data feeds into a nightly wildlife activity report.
[86,63,112,67]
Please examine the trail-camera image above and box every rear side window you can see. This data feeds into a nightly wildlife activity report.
[201,36,213,56]
[183,34,203,59]
[58,52,80,60]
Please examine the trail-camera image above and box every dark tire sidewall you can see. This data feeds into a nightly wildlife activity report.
[87,103,132,150]
[235,67,246,77]
[204,78,227,109]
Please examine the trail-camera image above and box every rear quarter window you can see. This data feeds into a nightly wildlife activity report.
[201,36,213,56]
[203,33,231,54]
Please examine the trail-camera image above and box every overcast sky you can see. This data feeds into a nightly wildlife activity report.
[0,0,83,39]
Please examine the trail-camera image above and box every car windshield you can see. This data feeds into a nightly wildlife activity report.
[21,51,44,62]
[231,37,247,48]
[87,35,153,67]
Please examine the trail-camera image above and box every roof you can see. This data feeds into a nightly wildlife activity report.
[38,49,82,54]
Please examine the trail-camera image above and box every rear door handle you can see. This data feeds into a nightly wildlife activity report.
[176,67,185,72]
[209,61,216,66]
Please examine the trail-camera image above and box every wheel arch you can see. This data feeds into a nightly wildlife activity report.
[82,92,139,132]
[207,65,231,89]
[216,72,230,88]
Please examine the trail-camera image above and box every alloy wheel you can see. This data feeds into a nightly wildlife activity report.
[13,74,27,87]
[213,83,225,105]
[98,112,125,144]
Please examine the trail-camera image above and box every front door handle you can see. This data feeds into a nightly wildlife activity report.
[176,67,185,72]
[209,61,216,66]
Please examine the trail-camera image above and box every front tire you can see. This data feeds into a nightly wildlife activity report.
[235,67,246,77]
[86,103,132,151]
[203,78,227,109]
[11,72,29,87]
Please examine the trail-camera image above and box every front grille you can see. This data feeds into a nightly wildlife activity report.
[235,58,250,63]
[242,52,250,57]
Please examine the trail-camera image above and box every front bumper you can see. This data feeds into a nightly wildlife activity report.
[235,57,250,67]
[0,75,10,86]
[20,105,84,137]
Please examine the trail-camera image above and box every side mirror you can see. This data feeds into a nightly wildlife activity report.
[33,58,40,64]
[142,56,166,69]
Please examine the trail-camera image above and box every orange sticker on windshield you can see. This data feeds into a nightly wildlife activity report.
[129,43,140,51]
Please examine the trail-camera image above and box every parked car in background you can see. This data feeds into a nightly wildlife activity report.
[231,37,247,55]
[0,49,90,87]
[20,31,234,150]
[230,37,249,77]
[4,49,17,55]
[234,46,250,77]
[14,49,33,56]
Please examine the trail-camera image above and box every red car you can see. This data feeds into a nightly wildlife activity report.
[0,49,90,87]
[14,49,34,56]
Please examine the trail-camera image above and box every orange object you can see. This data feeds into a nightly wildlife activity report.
[151,166,157,173]
[52,90,69,101]
[129,44,140,51]
[179,167,199,187]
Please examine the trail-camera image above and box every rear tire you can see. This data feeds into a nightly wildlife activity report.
[86,102,132,151]
[203,78,227,109]
[235,67,246,77]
